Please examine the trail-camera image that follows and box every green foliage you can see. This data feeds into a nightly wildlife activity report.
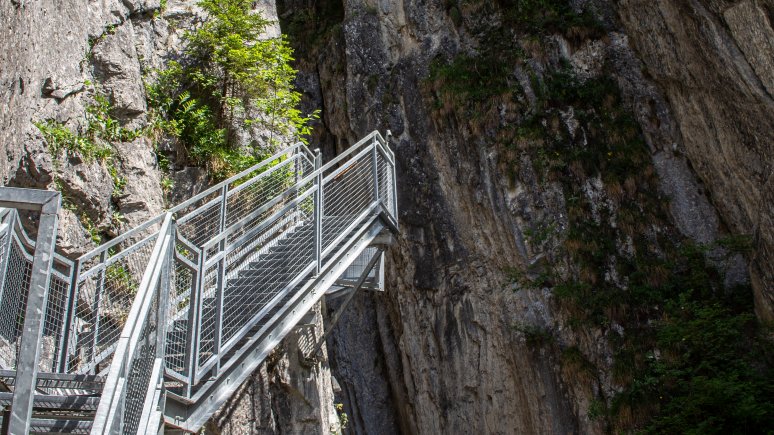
[105,262,139,296]
[86,94,142,143]
[496,0,604,36]
[333,402,349,433]
[36,94,140,198]
[514,323,555,348]
[514,66,774,432]
[35,120,111,163]
[716,234,754,254]
[80,214,102,245]
[612,296,774,434]
[147,0,317,180]
[428,53,520,107]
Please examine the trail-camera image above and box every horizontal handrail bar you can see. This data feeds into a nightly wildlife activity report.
[169,144,304,214]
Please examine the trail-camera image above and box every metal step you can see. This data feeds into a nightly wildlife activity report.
[0,392,99,411]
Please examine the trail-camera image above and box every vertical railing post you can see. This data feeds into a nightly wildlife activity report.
[154,216,173,423]
[387,130,398,219]
[294,147,301,225]
[213,185,228,374]
[313,149,323,274]
[184,247,203,396]
[9,193,60,434]
[0,210,18,314]
[156,217,174,358]
[90,250,107,374]
[371,136,380,205]
[56,259,80,373]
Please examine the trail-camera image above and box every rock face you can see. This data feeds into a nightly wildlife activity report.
[0,0,336,433]
[278,0,772,433]
[615,0,774,321]
[206,303,340,435]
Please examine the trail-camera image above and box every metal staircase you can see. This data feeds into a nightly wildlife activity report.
[0,131,398,434]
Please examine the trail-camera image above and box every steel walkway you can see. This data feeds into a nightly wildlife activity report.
[0,131,398,434]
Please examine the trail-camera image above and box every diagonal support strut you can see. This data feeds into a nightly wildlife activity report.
[307,248,384,359]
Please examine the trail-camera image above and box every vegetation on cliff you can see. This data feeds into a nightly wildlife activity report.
[147,0,316,180]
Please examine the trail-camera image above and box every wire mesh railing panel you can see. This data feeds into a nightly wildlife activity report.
[342,247,378,281]
[0,236,32,369]
[321,154,377,252]
[66,234,159,374]
[165,244,197,377]
[177,197,223,249]
[377,150,395,216]
[197,268,218,369]
[121,284,159,434]
[224,158,307,227]
[219,201,315,347]
[40,273,70,373]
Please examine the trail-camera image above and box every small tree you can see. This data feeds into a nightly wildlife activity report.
[148,0,316,179]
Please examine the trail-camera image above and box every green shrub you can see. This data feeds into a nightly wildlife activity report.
[147,0,318,180]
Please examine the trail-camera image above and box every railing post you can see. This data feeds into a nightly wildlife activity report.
[9,193,60,434]
[90,250,107,374]
[313,149,323,274]
[294,147,301,225]
[371,136,380,204]
[213,185,228,374]
[157,217,174,358]
[184,247,203,396]
[387,130,398,219]
[56,259,80,373]
[0,210,18,314]
[153,216,173,424]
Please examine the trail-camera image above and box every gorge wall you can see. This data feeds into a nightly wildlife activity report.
[1,0,772,433]
[279,0,773,433]
[0,0,337,433]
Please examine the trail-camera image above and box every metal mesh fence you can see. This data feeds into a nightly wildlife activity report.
[0,234,32,369]
[164,243,197,377]
[377,149,395,216]
[342,247,378,281]
[191,154,315,374]
[321,150,377,253]
[65,232,159,374]
[176,193,223,249]
[120,281,159,434]
[41,272,71,372]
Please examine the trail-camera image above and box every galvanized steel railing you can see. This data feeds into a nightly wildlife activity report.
[0,130,397,433]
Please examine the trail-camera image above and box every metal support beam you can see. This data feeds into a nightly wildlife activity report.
[3,189,61,435]
[308,248,383,358]
[213,185,228,375]
[371,137,380,203]
[313,150,323,275]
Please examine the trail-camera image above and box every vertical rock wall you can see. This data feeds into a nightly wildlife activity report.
[280,0,771,433]
[615,0,774,321]
[1,0,337,433]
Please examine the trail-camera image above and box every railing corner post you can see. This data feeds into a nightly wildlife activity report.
[9,193,60,434]
[371,137,380,205]
[313,149,323,275]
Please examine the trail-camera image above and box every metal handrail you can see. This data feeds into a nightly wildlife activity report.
[91,213,174,434]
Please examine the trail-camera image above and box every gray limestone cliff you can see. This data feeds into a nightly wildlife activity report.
[0,0,336,433]
[278,0,773,433]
